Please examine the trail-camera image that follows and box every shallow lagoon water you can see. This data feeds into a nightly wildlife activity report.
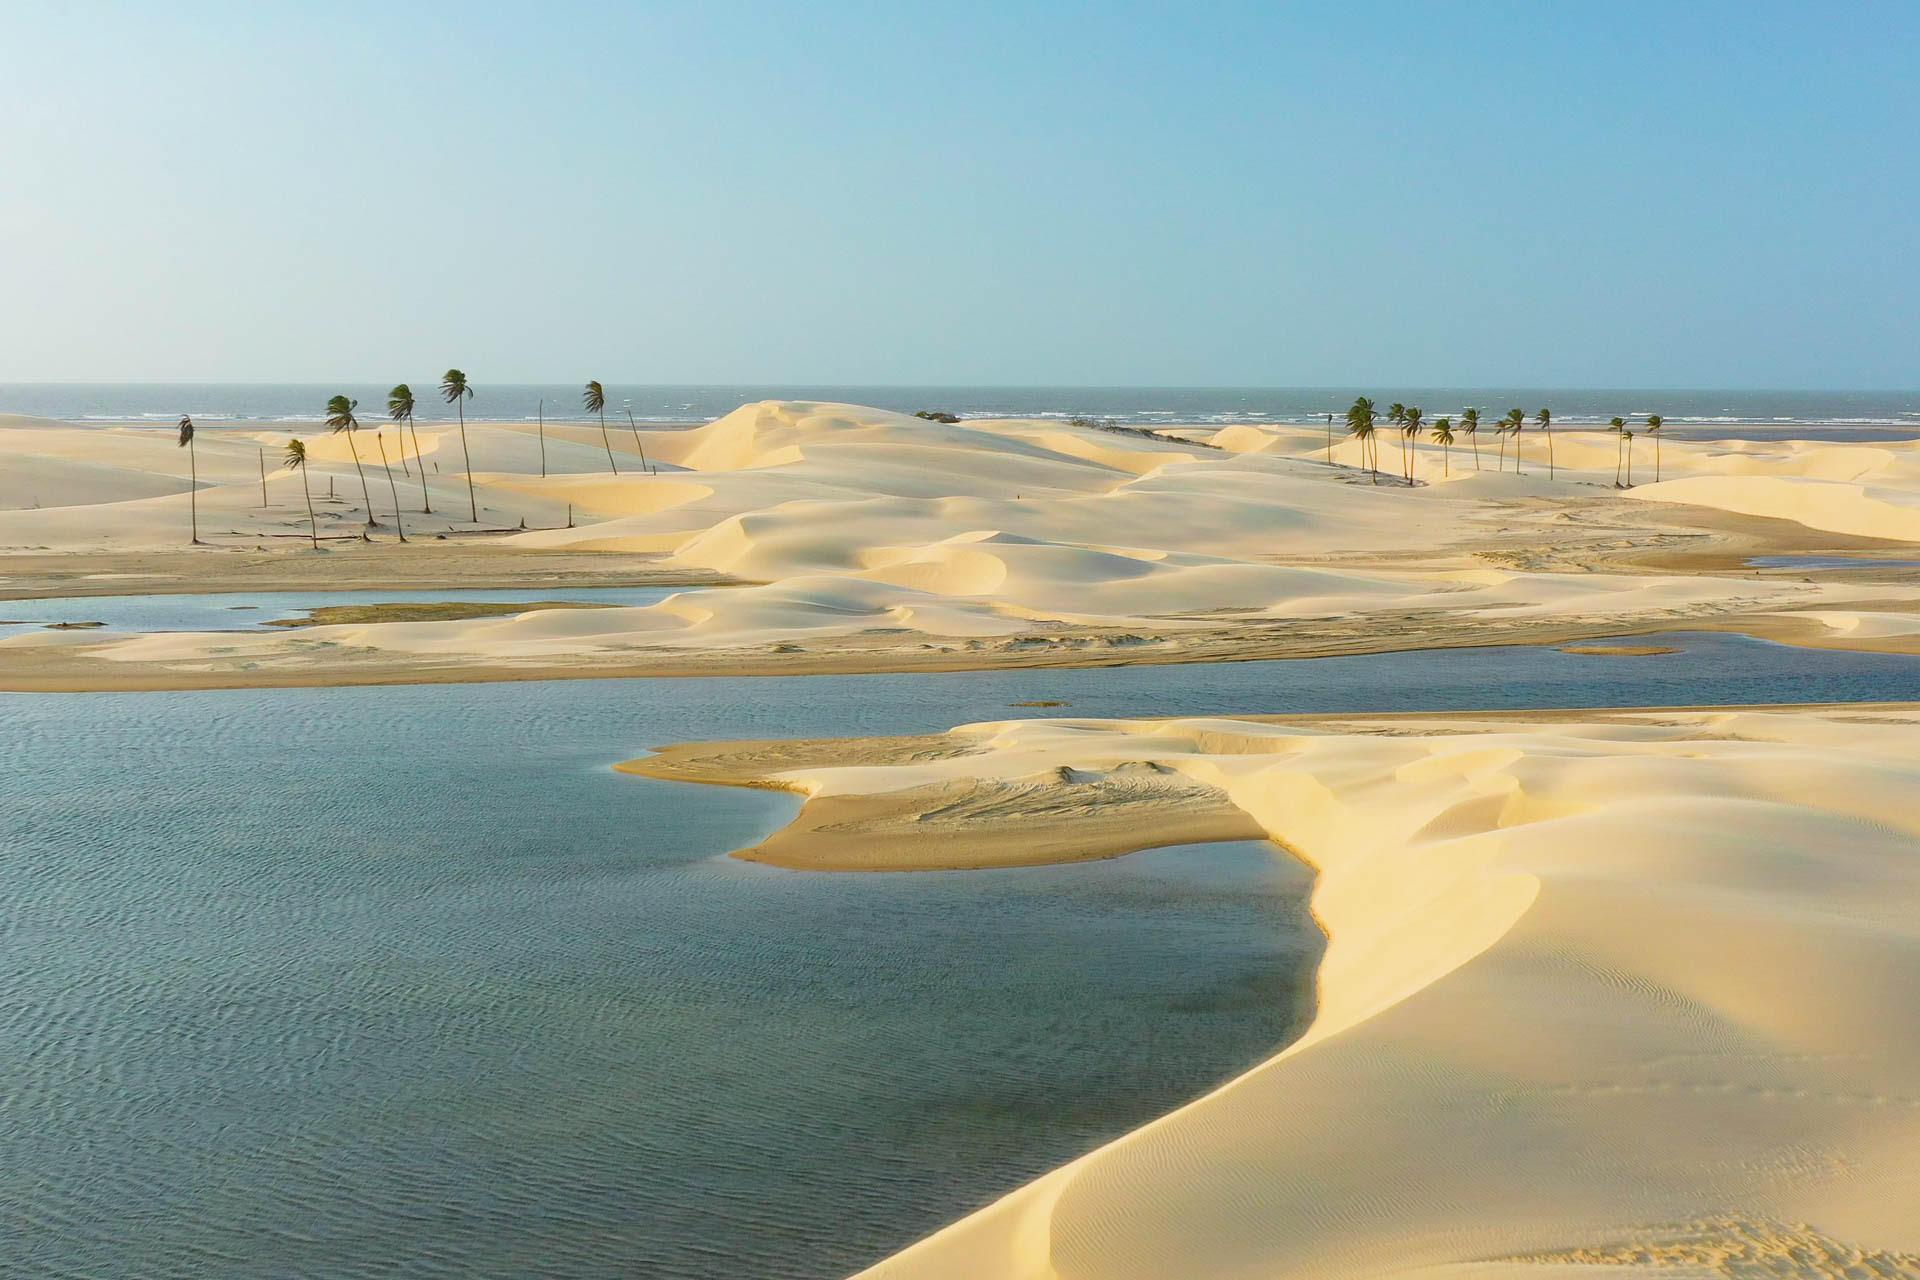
[7,631,1920,1278]
[1745,555,1920,571]
[0,586,683,635]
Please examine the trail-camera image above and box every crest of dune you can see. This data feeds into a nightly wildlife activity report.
[10,401,1920,674]
[826,708,1920,1279]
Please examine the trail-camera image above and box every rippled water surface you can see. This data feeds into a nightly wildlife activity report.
[8,631,1920,1278]
[0,586,682,635]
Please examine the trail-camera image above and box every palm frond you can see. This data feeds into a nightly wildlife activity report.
[388,384,415,422]
[583,380,605,413]
[177,415,194,447]
[284,438,308,469]
[325,394,359,432]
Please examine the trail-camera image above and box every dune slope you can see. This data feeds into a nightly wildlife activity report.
[631,707,1920,1278]
[8,403,1920,687]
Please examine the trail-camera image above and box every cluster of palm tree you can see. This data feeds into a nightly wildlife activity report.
[254,375,662,547]
[1338,398,1665,488]
[1604,414,1665,486]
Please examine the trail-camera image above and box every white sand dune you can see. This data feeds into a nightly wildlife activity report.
[6,402,1920,684]
[642,707,1920,1277]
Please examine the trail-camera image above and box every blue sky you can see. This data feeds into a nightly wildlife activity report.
[1,1,1914,386]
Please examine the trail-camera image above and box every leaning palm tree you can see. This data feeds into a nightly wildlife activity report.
[325,395,379,526]
[176,415,201,544]
[389,384,431,513]
[440,369,478,522]
[1646,414,1664,482]
[1501,408,1525,473]
[1345,397,1379,483]
[1609,416,1628,486]
[623,401,653,474]
[285,438,320,550]
[583,380,619,474]
[1402,406,1423,483]
[1431,417,1455,476]
[1537,408,1554,479]
[1461,407,1481,470]
[375,432,407,542]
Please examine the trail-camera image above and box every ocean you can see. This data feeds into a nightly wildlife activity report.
[3,384,1917,438]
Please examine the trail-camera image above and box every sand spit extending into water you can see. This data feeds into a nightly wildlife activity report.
[7,403,1920,689]
[627,705,1920,1277]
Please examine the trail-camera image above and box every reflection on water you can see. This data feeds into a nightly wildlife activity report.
[6,630,1920,1278]
[0,586,683,635]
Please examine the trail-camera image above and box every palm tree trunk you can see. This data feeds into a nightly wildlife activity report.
[1626,440,1633,486]
[344,428,378,526]
[1443,442,1450,476]
[1470,434,1479,470]
[538,399,547,479]
[377,435,407,542]
[258,447,268,507]
[624,407,651,474]
[1498,431,1507,472]
[409,417,431,512]
[301,472,318,549]
[1324,419,1331,465]
[1614,437,1624,487]
[187,437,199,544]
[1514,432,1523,475]
[1546,427,1555,480]
[457,400,478,523]
[1655,435,1662,482]
[598,408,619,474]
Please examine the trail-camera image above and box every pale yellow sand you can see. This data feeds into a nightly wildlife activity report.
[628,706,1920,1277]
[6,403,1920,688]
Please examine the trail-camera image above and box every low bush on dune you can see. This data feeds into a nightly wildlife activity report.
[914,410,961,423]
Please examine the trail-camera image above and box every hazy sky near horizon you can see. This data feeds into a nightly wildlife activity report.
[2,1,1915,387]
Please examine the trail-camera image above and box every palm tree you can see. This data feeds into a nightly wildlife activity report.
[375,432,407,542]
[1402,406,1423,483]
[440,369,478,522]
[623,401,653,474]
[1501,408,1525,473]
[583,380,619,474]
[175,415,202,545]
[1537,408,1554,479]
[1345,396,1379,483]
[1646,414,1664,482]
[1461,407,1481,470]
[325,395,379,527]
[1431,417,1454,476]
[1609,417,1627,486]
[1623,429,1635,486]
[285,438,319,550]
[389,384,431,513]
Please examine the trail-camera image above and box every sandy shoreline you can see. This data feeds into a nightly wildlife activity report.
[8,402,1920,691]
[623,705,1920,1276]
